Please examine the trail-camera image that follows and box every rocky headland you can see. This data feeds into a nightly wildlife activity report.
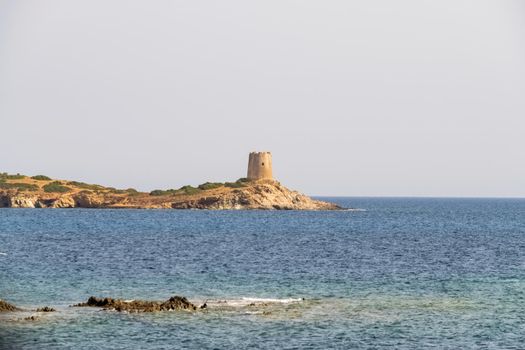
[0,173,341,210]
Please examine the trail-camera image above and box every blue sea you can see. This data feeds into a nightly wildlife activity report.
[1,198,524,349]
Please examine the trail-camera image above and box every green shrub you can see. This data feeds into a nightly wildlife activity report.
[68,181,104,191]
[0,182,39,191]
[0,183,13,189]
[150,190,167,196]
[109,188,139,195]
[224,178,250,188]
[15,183,39,191]
[31,175,52,181]
[176,185,200,195]
[43,181,71,193]
[0,173,25,180]
[225,181,247,188]
[150,189,179,196]
[126,188,141,196]
[150,185,202,196]
[197,182,224,191]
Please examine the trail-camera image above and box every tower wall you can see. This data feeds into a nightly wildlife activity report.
[247,152,273,180]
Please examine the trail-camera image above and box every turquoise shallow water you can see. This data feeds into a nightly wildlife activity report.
[1,198,524,349]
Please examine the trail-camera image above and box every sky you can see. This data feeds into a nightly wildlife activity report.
[1,0,524,197]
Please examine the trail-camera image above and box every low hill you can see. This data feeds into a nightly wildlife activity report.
[0,172,341,210]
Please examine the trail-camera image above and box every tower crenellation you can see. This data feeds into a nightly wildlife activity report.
[247,151,273,180]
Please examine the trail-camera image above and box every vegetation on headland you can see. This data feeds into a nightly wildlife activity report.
[198,182,224,191]
[0,182,39,191]
[31,175,52,181]
[108,188,140,195]
[0,172,25,180]
[43,181,72,193]
[0,171,251,197]
[149,178,250,196]
[67,181,105,191]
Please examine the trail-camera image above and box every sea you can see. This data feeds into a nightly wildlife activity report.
[0,197,524,349]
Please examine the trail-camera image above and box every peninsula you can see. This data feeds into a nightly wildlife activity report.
[0,152,341,210]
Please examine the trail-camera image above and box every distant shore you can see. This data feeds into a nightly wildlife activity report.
[0,173,341,210]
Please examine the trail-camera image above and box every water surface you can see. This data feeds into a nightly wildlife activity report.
[1,198,524,349]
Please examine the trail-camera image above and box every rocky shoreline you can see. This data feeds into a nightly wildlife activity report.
[0,299,20,312]
[0,295,304,317]
[0,296,199,322]
[0,175,341,210]
[73,296,199,312]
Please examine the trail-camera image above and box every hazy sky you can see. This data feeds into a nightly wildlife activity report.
[1,0,524,197]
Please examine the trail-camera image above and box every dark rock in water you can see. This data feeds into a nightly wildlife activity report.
[75,296,115,308]
[0,299,20,312]
[36,306,55,312]
[24,316,38,321]
[160,296,196,311]
[74,295,197,312]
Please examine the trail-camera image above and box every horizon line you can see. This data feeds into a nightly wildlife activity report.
[312,195,525,199]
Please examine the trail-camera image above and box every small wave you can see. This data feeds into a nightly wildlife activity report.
[241,297,303,304]
[243,311,263,315]
[345,208,366,212]
[0,252,7,256]
[207,297,304,307]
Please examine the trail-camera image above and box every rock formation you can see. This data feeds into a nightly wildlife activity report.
[0,299,20,312]
[74,296,197,312]
[171,180,339,210]
[7,194,37,208]
[36,306,55,312]
[0,178,341,210]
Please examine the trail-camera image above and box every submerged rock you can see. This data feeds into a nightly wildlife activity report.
[0,299,20,312]
[74,296,197,312]
[36,306,55,312]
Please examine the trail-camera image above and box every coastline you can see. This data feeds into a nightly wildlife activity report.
[0,174,341,210]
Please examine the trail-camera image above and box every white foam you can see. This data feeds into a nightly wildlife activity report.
[241,297,303,303]
[0,252,7,256]
[208,297,303,307]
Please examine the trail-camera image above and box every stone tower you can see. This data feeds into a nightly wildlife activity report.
[247,152,273,180]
